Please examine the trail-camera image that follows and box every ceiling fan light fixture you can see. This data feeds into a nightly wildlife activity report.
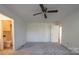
[33,4,58,19]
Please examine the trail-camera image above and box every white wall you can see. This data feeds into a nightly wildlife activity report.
[62,10,79,53]
[26,23,50,42]
[26,23,59,42]
[0,5,26,50]
[14,18,26,49]
[0,21,3,50]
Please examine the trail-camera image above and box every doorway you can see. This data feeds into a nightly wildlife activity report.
[2,20,13,50]
[50,24,62,44]
[0,14,15,54]
[0,20,14,54]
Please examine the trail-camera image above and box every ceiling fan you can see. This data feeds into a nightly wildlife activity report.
[33,4,58,19]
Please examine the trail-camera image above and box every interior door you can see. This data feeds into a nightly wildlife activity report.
[0,20,3,50]
[51,24,60,43]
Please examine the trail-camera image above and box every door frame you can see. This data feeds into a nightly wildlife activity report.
[0,20,4,50]
[11,19,15,50]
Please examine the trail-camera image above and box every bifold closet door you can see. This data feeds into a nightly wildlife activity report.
[26,23,50,42]
[0,21,3,50]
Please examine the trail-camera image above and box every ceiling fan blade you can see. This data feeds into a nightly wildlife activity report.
[39,4,45,12]
[47,10,58,13]
[44,13,47,19]
[33,12,42,16]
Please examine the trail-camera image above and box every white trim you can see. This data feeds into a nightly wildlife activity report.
[0,21,4,50]
[59,25,62,44]
[11,19,15,50]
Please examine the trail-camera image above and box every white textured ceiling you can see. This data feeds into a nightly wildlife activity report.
[2,4,79,22]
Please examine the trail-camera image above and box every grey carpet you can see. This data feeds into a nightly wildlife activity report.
[12,42,78,55]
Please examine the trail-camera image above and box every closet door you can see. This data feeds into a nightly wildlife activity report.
[26,23,50,42]
[0,21,3,50]
[51,24,60,43]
